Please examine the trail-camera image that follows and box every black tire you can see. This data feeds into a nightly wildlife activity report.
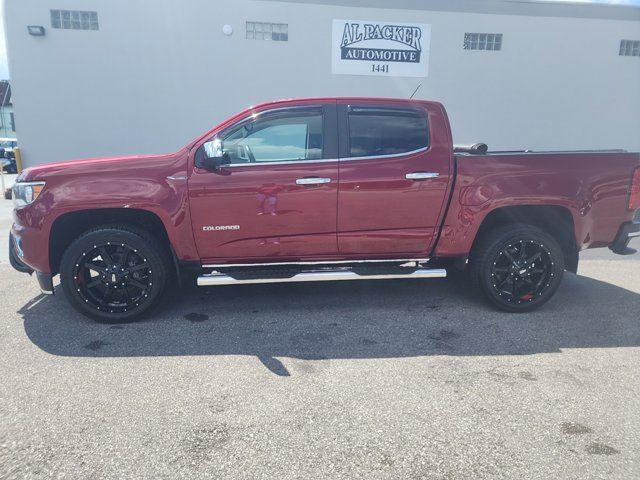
[60,225,170,322]
[469,223,564,312]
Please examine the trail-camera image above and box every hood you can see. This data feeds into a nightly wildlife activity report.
[17,149,189,182]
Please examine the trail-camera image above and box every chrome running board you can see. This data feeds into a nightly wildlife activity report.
[197,268,447,287]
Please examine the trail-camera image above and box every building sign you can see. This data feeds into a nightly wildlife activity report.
[331,19,430,78]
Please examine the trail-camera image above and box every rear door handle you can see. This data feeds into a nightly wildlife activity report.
[296,177,331,185]
[405,172,439,180]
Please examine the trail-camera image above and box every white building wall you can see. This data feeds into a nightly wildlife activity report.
[4,0,640,167]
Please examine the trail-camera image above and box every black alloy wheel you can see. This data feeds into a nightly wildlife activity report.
[60,226,169,322]
[470,224,565,312]
[72,242,152,314]
[490,240,554,304]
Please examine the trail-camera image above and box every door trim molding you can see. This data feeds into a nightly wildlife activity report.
[342,145,430,162]
[221,158,339,168]
[203,257,429,268]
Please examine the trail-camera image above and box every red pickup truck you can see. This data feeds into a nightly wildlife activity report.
[10,98,640,321]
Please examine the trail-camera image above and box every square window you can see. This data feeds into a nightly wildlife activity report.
[51,10,61,28]
[81,11,92,28]
[50,9,98,30]
[464,32,502,51]
[246,22,288,41]
[619,39,640,56]
[71,11,81,29]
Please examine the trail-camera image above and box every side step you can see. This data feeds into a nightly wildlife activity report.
[197,268,447,287]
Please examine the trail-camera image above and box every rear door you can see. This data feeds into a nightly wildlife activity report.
[337,102,452,256]
[189,103,340,262]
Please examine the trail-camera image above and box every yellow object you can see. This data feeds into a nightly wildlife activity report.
[14,147,23,173]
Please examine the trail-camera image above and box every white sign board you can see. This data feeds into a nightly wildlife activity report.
[331,19,430,78]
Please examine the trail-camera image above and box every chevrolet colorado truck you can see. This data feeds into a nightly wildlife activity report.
[10,98,640,321]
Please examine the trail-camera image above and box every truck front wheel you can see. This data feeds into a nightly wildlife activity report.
[60,225,170,322]
[470,224,565,312]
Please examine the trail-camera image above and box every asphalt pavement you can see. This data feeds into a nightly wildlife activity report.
[1,192,639,479]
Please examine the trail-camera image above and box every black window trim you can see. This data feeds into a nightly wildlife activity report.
[338,104,431,161]
[209,104,338,167]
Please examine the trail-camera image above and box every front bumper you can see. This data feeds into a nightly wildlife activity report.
[9,232,54,294]
[609,218,640,255]
[9,232,33,273]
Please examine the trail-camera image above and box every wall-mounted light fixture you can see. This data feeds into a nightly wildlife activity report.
[27,26,46,36]
[222,24,233,36]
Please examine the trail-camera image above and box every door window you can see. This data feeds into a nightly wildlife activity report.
[347,107,429,158]
[221,108,323,164]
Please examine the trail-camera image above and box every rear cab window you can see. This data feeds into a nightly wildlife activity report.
[347,106,429,158]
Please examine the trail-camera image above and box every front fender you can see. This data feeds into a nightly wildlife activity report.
[12,151,199,273]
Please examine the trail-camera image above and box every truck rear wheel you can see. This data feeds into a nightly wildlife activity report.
[470,224,564,312]
[60,225,169,322]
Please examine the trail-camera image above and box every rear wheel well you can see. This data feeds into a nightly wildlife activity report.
[471,205,578,273]
[49,209,172,275]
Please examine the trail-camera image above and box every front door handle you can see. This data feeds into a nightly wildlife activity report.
[296,177,331,185]
[405,172,439,180]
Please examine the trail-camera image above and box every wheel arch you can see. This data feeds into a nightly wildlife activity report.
[49,208,177,276]
[470,204,579,273]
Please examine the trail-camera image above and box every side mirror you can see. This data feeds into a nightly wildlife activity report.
[200,138,226,170]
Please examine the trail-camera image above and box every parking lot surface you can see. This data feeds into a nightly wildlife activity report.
[1,195,639,479]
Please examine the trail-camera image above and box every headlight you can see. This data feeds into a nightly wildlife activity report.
[13,182,46,208]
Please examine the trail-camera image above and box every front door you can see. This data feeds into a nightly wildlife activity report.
[336,102,452,256]
[189,104,339,262]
